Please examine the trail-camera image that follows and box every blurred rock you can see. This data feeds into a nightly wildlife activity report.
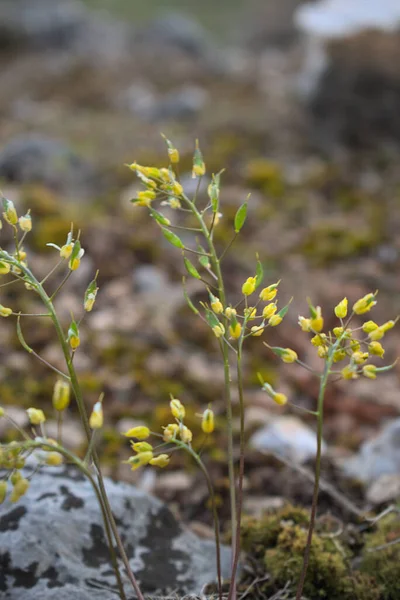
[295,0,400,148]
[0,0,87,51]
[149,85,208,121]
[134,265,168,294]
[366,474,400,505]
[0,465,231,598]
[0,136,98,196]
[344,418,400,484]
[250,415,325,463]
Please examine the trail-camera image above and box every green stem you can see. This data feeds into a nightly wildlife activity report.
[295,361,330,600]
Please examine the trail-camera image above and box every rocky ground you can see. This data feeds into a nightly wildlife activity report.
[1,1,400,598]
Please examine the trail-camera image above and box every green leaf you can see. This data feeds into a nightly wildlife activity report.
[161,227,184,249]
[234,202,247,233]
[183,256,201,280]
[208,173,221,213]
[205,310,220,328]
[84,273,99,304]
[199,255,210,269]
[255,259,263,289]
[68,318,79,339]
[69,240,81,262]
[278,298,293,319]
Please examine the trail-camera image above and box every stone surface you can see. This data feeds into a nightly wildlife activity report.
[0,466,231,599]
[249,416,325,464]
[344,418,400,484]
[0,136,97,195]
[295,0,400,147]
[366,474,400,505]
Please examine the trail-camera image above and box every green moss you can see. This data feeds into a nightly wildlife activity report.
[240,504,380,599]
[360,514,400,600]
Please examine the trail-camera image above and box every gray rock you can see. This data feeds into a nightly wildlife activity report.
[150,85,208,121]
[250,416,325,464]
[136,12,209,57]
[0,466,231,598]
[295,0,400,148]
[0,136,97,195]
[0,0,87,51]
[344,418,400,484]
[366,474,400,505]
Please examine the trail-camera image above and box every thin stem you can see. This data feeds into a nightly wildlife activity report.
[295,367,329,600]
[40,259,64,284]
[219,233,238,263]
[50,270,72,300]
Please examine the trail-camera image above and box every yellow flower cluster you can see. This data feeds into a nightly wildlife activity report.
[299,293,396,381]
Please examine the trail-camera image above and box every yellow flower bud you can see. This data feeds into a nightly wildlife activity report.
[242,277,256,296]
[225,307,236,319]
[132,442,153,453]
[150,454,170,467]
[362,320,378,333]
[311,334,327,347]
[168,147,180,163]
[192,163,206,177]
[353,293,377,315]
[268,314,282,327]
[170,398,185,420]
[84,293,96,312]
[298,316,312,332]
[0,481,7,504]
[229,322,242,339]
[333,326,344,337]
[10,478,29,502]
[244,307,257,320]
[69,334,80,350]
[368,341,385,358]
[363,365,377,379]
[163,423,179,442]
[60,243,73,259]
[19,214,32,232]
[352,351,369,365]
[251,325,264,336]
[317,345,329,359]
[27,408,46,425]
[89,401,103,429]
[127,451,153,470]
[3,200,18,225]
[281,348,298,363]
[341,365,358,380]
[263,303,277,319]
[334,297,348,319]
[259,283,279,302]
[273,392,288,406]
[212,323,225,338]
[46,452,63,466]
[368,327,384,342]
[169,198,181,209]
[52,379,70,412]
[180,425,193,444]
[211,299,223,314]
[201,408,214,434]
[171,182,183,197]
[0,305,12,317]
[123,426,150,439]
[381,320,396,333]
[333,349,347,362]
[310,306,324,332]
[0,261,11,275]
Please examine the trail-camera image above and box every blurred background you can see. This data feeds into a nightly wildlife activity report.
[1,0,400,521]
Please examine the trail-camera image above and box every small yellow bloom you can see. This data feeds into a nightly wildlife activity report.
[3,200,18,225]
[381,320,396,333]
[132,442,153,453]
[350,339,360,352]
[192,163,206,177]
[19,214,32,232]
[334,298,348,319]
[341,365,358,380]
[263,303,277,319]
[229,322,242,339]
[180,425,193,444]
[225,307,237,319]
[0,261,11,275]
[60,243,74,259]
[353,293,377,315]
[244,307,257,320]
[251,325,264,336]
[368,341,385,358]
[212,323,225,338]
[127,451,153,470]
[368,328,384,342]
[168,148,180,164]
[333,326,344,337]
[281,348,298,363]
[46,452,63,466]
[89,402,103,429]
[10,478,29,503]
[268,314,282,327]
[0,481,7,504]
[310,306,324,332]
[211,299,223,314]
[169,198,181,209]
[363,365,377,379]
[352,351,369,365]
[317,345,329,359]
[27,408,46,425]
[0,305,12,317]
[201,408,214,434]
[163,423,179,442]
[52,379,70,412]
[84,293,96,312]
[242,277,256,296]
[273,392,288,406]
[298,316,312,332]
[123,426,150,439]
[150,454,170,467]
[170,398,185,420]
[259,283,279,302]
[362,320,378,333]
[311,334,327,347]
[171,182,183,197]
[69,334,80,350]
[333,349,347,362]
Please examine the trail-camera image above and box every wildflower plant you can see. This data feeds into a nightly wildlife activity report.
[261,294,397,600]
[127,137,290,600]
